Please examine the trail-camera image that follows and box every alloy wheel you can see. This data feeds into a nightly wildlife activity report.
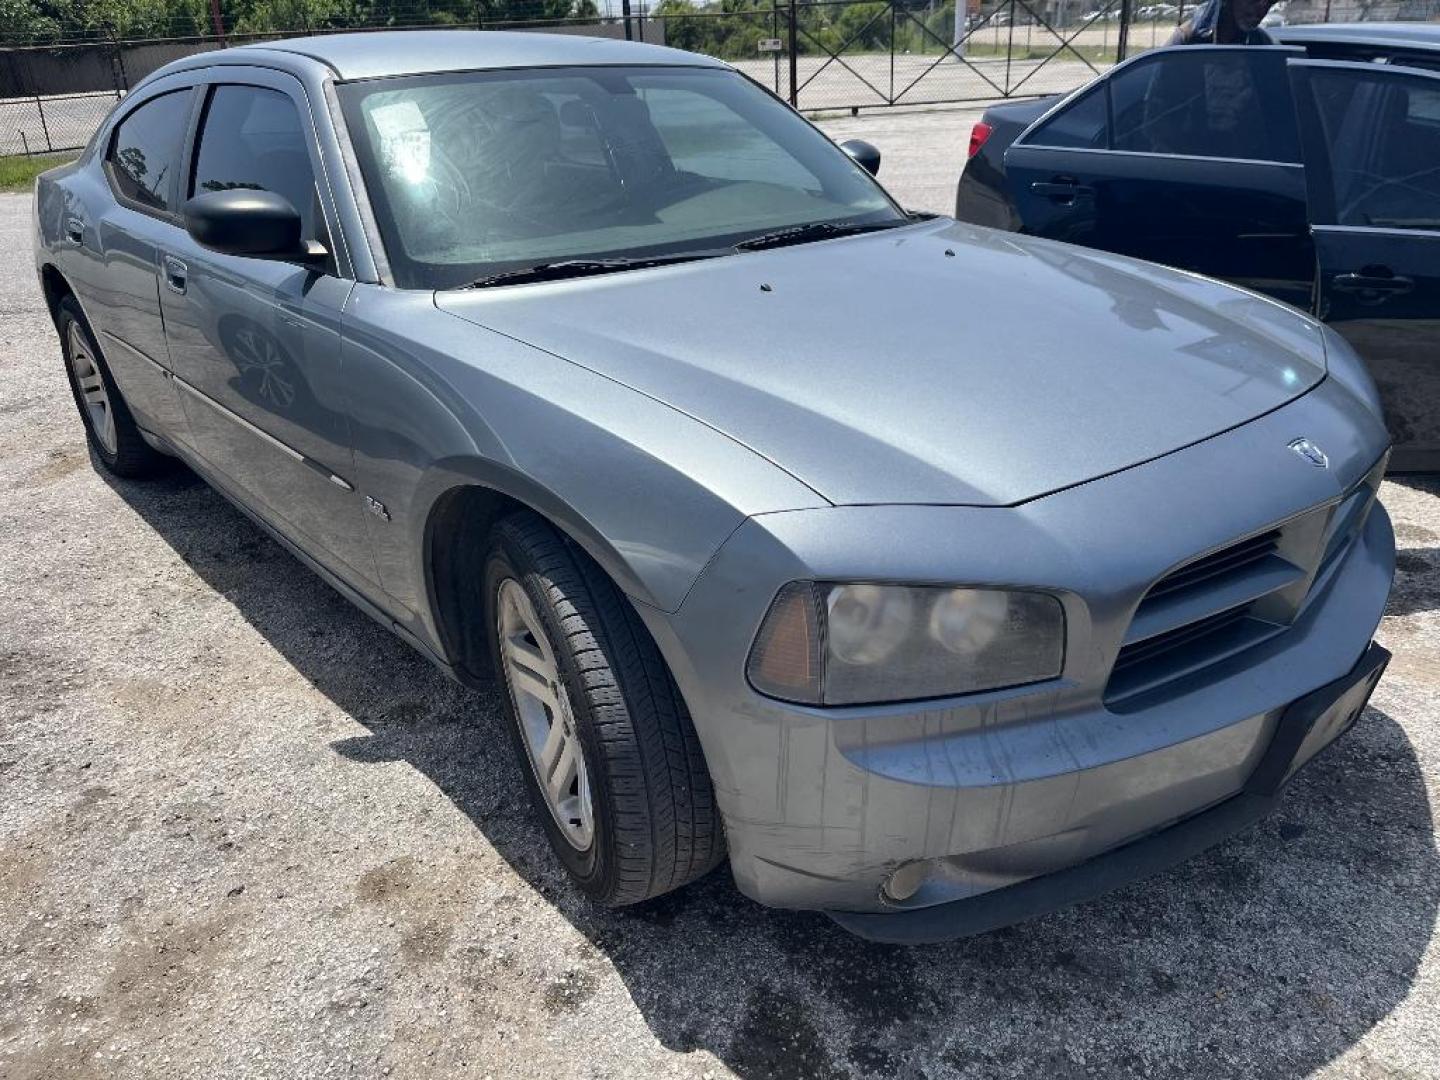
[496,577,595,850]
[66,321,117,454]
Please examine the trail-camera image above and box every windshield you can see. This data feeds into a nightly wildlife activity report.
[337,65,906,289]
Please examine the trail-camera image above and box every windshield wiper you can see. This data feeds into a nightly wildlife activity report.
[733,219,909,252]
[462,251,725,289]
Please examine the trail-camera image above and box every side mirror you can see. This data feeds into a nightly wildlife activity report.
[839,138,881,177]
[183,189,327,265]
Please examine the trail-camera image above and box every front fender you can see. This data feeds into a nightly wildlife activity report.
[337,285,827,656]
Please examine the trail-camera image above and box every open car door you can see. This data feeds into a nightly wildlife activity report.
[1290,57,1440,472]
[1004,46,1314,309]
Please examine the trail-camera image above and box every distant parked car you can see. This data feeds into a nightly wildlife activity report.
[956,24,1440,471]
[35,30,1395,943]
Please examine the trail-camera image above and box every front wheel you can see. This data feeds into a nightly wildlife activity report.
[484,511,724,906]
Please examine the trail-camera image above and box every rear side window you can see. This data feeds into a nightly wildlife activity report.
[107,89,191,212]
[1025,49,1298,163]
[1111,51,1284,162]
[1026,86,1108,150]
[190,85,321,240]
[1304,67,1440,231]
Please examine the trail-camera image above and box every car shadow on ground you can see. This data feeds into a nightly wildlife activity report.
[104,465,1440,1079]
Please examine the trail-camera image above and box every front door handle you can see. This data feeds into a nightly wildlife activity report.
[162,255,188,295]
[64,215,84,244]
[1332,271,1413,296]
[1030,177,1093,203]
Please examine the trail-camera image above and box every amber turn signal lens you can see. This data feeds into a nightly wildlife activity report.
[746,582,823,704]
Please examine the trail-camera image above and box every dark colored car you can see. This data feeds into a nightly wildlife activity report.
[956,23,1440,471]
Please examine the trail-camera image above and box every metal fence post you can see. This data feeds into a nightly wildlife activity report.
[1116,0,1132,61]
[1004,0,1015,94]
[888,0,895,105]
[35,95,52,152]
[110,34,130,93]
[772,0,782,95]
[787,0,798,107]
[622,0,633,40]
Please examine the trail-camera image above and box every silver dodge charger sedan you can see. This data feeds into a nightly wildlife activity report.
[34,30,1395,942]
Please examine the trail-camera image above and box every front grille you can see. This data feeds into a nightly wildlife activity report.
[1143,529,1280,601]
[1105,460,1383,708]
[1111,603,1253,675]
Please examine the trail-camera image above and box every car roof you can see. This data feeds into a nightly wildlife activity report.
[1273,21,1440,52]
[232,29,728,80]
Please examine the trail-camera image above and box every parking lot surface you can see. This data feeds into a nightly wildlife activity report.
[3,112,1440,1079]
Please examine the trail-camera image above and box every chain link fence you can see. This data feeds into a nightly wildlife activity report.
[2,0,1437,155]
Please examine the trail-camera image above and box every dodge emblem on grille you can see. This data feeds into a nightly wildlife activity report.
[1289,437,1329,468]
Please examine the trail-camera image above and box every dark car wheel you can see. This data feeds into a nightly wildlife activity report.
[484,510,724,906]
[56,296,169,478]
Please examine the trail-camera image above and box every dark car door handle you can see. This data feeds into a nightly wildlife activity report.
[1030,178,1093,202]
[162,255,188,295]
[64,216,84,244]
[1332,272,1413,296]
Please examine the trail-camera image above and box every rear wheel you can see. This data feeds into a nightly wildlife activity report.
[56,296,168,478]
[485,511,724,906]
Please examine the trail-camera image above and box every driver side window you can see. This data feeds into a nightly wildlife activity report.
[190,84,324,242]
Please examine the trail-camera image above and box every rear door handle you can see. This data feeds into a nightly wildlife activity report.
[162,255,188,295]
[1030,177,1093,202]
[64,215,84,244]
[1332,271,1413,295]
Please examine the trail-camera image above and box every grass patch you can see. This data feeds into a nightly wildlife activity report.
[0,153,75,193]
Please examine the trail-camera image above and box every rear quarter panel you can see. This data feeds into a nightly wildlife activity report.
[954,96,1055,227]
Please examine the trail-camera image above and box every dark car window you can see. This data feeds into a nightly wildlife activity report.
[1110,50,1292,162]
[191,85,321,240]
[1305,67,1440,231]
[1025,86,1108,150]
[107,89,191,213]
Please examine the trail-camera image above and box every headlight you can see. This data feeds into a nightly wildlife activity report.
[746,582,1065,706]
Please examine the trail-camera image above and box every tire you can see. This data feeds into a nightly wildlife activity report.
[484,511,724,906]
[56,295,169,478]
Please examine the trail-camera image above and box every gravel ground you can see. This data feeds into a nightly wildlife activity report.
[2,124,1440,1080]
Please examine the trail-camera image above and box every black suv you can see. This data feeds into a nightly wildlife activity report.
[955,24,1440,471]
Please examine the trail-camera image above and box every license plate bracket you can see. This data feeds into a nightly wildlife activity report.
[1245,642,1390,796]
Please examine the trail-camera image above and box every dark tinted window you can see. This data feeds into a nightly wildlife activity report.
[1306,67,1440,231]
[108,90,191,212]
[1025,86,1108,149]
[191,85,320,239]
[1110,50,1287,161]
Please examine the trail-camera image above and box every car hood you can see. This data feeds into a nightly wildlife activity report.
[435,219,1327,506]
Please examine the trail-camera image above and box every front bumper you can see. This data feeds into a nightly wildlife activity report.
[831,640,1389,943]
[636,382,1395,922]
